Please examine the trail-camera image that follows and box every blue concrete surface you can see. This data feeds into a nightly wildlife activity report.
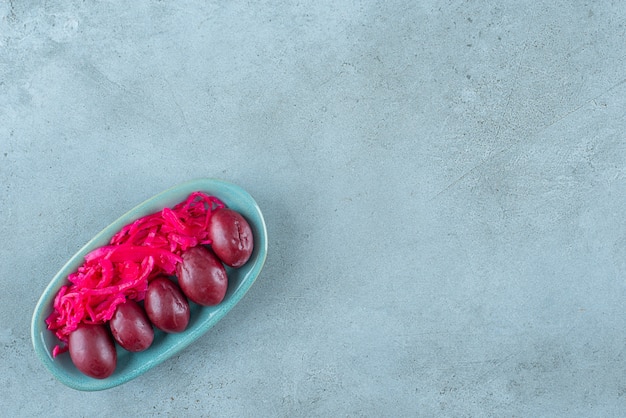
[1,1,626,416]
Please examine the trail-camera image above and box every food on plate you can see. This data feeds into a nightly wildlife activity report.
[177,245,228,306]
[44,191,255,378]
[68,323,117,379]
[109,299,154,352]
[144,276,190,333]
[208,208,254,268]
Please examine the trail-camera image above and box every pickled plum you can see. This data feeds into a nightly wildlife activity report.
[68,323,117,379]
[177,246,228,306]
[208,208,254,268]
[109,299,154,352]
[144,276,190,333]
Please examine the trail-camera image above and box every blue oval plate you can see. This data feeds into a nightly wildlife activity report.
[31,179,268,391]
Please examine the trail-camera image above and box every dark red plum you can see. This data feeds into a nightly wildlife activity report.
[177,246,228,306]
[144,276,190,333]
[110,299,154,352]
[69,323,117,379]
[208,208,253,268]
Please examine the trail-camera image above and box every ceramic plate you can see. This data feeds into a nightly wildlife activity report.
[31,178,268,391]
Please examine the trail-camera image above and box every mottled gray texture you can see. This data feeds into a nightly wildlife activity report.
[2,0,626,416]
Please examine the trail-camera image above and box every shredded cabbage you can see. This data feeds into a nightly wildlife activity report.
[46,192,225,356]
